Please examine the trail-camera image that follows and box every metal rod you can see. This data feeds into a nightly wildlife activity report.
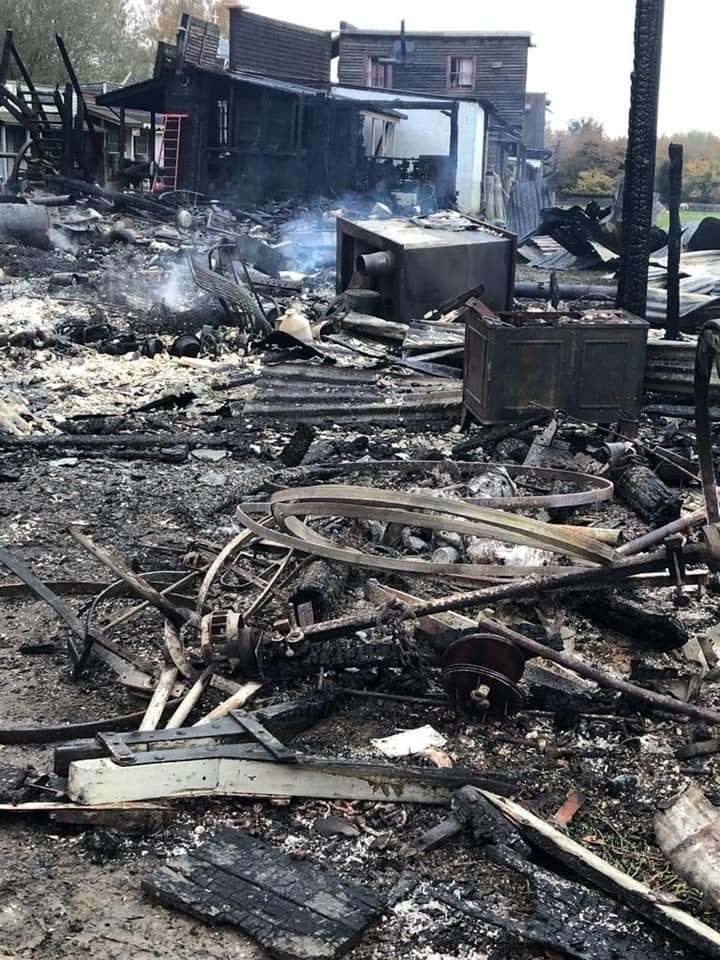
[244,550,294,620]
[104,569,200,632]
[618,505,706,556]
[68,527,188,630]
[298,546,698,643]
[333,687,451,707]
[477,612,720,727]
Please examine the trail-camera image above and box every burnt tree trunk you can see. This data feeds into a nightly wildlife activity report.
[613,462,681,525]
[574,593,689,649]
[290,560,349,621]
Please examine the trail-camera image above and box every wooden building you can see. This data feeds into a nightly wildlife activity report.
[336,24,533,182]
[97,13,484,208]
[96,14,366,201]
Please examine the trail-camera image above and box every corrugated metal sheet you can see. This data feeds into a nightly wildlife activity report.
[243,363,462,427]
[526,249,603,271]
[224,71,324,98]
[679,275,720,295]
[506,178,555,242]
[645,286,720,328]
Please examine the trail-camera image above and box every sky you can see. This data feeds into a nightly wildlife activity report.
[236,0,718,137]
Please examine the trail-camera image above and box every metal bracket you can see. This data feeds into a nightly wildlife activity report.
[665,533,690,607]
[95,732,136,765]
[229,710,297,763]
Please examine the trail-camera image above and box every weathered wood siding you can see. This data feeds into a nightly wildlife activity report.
[524,92,547,150]
[338,33,530,130]
[229,9,332,85]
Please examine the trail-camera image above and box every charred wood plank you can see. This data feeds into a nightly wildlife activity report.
[53,694,334,776]
[143,828,385,959]
[449,845,691,960]
[278,423,316,467]
[479,790,720,959]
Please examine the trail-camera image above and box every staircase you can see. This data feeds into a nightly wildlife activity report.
[154,114,185,192]
[15,84,65,180]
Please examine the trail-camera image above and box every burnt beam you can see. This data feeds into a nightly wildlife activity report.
[616,0,665,319]
[665,142,683,339]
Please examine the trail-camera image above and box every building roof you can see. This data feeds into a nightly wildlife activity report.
[85,95,155,127]
[331,81,497,115]
[339,27,532,41]
[230,8,332,38]
[97,65,498,118]
[96,77,168,113]
[223,68,325,97]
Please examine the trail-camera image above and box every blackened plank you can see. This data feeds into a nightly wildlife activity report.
[143,828,385,959]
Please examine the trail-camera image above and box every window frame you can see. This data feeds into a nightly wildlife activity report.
[365,55,393,89]
[446,55,476,92]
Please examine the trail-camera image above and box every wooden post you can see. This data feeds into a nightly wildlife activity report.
[62,82,73,177]
[616,0,665,319]
[119,106,126,165]
[448,101,459,202]
[150,111,156,165]
[296,94,305,152]
[665,142,683,339]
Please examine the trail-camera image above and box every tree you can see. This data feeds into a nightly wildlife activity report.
[550,117,625,194]
[0,0,146,82]
[574,168,618,195]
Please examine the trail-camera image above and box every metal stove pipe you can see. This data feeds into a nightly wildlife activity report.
[356,250,396,277]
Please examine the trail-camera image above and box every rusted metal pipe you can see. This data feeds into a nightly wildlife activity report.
[618,506,706,557]
[295,544,706,643]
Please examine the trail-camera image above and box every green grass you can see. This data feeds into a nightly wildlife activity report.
[656,209,715,230]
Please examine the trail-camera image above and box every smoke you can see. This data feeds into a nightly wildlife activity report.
[98,256,199,314]
[48,227,78,254]
[156,259,195,310]
[278,212,337,273]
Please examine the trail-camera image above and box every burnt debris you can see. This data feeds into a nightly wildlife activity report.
[3,3,720,959]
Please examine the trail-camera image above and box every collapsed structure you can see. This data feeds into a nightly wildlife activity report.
[3,2,720,959]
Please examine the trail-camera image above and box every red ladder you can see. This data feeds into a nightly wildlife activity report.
[154,113,186,191]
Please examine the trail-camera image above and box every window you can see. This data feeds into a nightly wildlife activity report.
[134,131,150,160]
[366,56,393,89]
[217,99,228,147]
[447,56,475,91]
[106,126,120,156]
